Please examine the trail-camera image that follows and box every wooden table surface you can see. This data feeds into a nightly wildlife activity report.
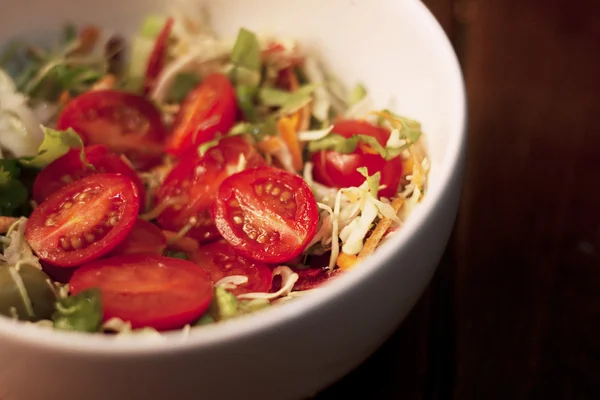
[317,0,600,398]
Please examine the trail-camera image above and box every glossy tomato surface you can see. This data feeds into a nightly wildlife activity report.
[156,136,265,243]
[212,166,319,263]
[165,73,237,156]
[56,90,167,170]
[311,120,404,198]
[32,144,146,209]
[110,219,167,256]
[191,240,272,296]
[26,174,140,267]
[69,254,213,331]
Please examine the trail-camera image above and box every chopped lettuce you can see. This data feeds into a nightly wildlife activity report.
[19,126,85,169]
[166,72,201,103]
[231,28,261,72]
[235,84,258,122]
[349,83,367,106]
[357,167,381,197]
[228,117,277,140]
[307,131,409,161]
[0,160,28,216]
[52,288,103,333]
[259,83,317,115]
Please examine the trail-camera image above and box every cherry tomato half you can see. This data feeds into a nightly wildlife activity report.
[156,136,265,244]
[311,120,404,198]
[144,17,174,95]
[191,240,272,296]
[165,73,237,156]
[26,173,140,267]
[32,144,146,210]
[69,254,213,331]
[110,219,167,256]
[212,166,319,263]
[57,90,167,170]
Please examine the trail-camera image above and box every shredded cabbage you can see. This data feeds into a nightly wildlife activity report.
[237,266,298,300]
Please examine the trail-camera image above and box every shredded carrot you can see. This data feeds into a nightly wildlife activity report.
[257,136,286,154]
[277,115,303,171]
[336,252,358,271]
[358,196,405,259]
[0,217,18,234]
[403,156,414,176]
[59,90,71,105]
[90,74,116,91]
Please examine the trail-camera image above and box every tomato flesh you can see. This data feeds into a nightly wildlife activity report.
[144,17,174,95]
[191,240,272,296]
[110,219,167,256]
[311,120,404,198]
[32,144,146,209]
[165,73,237,156]
[212,166,319,263]
[156,136,265,244]
[56,90,167,170]
[69,254,213,331]
[25,174,140,267]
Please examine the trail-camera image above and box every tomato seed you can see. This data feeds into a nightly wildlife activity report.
[85,233,96,243]
[60,237,70,250]
[45,218,56,227]
[233,215,243,225]
[61,175,73,184]
[280,191,292,202]
[265,182,273,193]
[271,187,281,196]
[255,185,263,195]
[62,202,73,209]
[108,216,119,226]
[71,237,83,250]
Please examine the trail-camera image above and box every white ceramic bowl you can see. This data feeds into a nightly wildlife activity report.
[0,0,466,399]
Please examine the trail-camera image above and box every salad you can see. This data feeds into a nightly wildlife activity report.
[0,10,429,335]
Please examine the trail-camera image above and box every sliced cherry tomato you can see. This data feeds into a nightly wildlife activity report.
[191,240,272,296]
[165,73,237,156]
[69,254,213,331]
[56,90,167,170]
[212,166,319,263]
[144,17,174,95]
[110,219,167,256]
[311,120,404,198]
[32,144,146,209]
[156,136,265,243]
[25,174,140,267]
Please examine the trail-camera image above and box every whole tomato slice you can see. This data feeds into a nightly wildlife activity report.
[110,219,167,256]
[144,17,174,95]
[56,90,167,170]
[32,144,146,209]
[165,73,237,156]
[69,254,213,331]
[190,240,272,296]
[25,173,140,267]
[311,120,404,198]
[212,166,319,263]
[156,136,265,243]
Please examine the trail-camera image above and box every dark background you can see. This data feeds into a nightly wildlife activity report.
[318,0,600,398]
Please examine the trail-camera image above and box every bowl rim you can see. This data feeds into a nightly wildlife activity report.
[0,0,467,355]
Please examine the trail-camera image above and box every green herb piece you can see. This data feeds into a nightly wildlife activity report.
[228,116,278,141]
[259,83,317,116]
[19,127,87,169]
[166,72,201,103]
[0,160,28,216]
[52,288,103,333]
[357,167,381,197]
[231,28,261,72]
[235,84,258,123]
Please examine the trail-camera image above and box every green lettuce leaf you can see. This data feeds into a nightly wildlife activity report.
[349,83,367,106]
[307,130,413,161]
[235,84,258,123]
[52,288,103,333]
[166,72,201,103]
[231,28,261,72]
[19,126,86,169]
[0,160,28,216]
[357,167,381,197]
[259,83,317,115]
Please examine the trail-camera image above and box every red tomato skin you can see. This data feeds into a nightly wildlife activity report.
[69,254,213,331]
[311,120,404,198]
[110,219,167,256]
[32,145,146,209]
[156,136,265,244]
[293,267,343,291]
[25,174,140,268]
[212,166,319,263]
[191,240,272,296]
[144,17,174,95]
[56,90,167,170]
[165,73,237,156]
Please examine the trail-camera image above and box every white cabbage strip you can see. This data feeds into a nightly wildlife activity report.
[237,266,298,300]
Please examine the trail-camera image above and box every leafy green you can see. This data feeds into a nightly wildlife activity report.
[139,15,168,39]
[52,288,103,333]
[167,251,188,260]
[231,28,261,72]
[379,109,423,144]
[228,116,278,141]
[357,167,381,196]
[166,72,201,103]
[0,160,28,216]
[349,83,367,106]
[259,83,317,115]
[235,84,258,123]
[193,289,271,326]
[19,127,86,169]
[63,24,77,44]
[194,314,215,326]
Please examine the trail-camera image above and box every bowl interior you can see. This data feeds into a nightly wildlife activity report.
[0,0,465,350]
